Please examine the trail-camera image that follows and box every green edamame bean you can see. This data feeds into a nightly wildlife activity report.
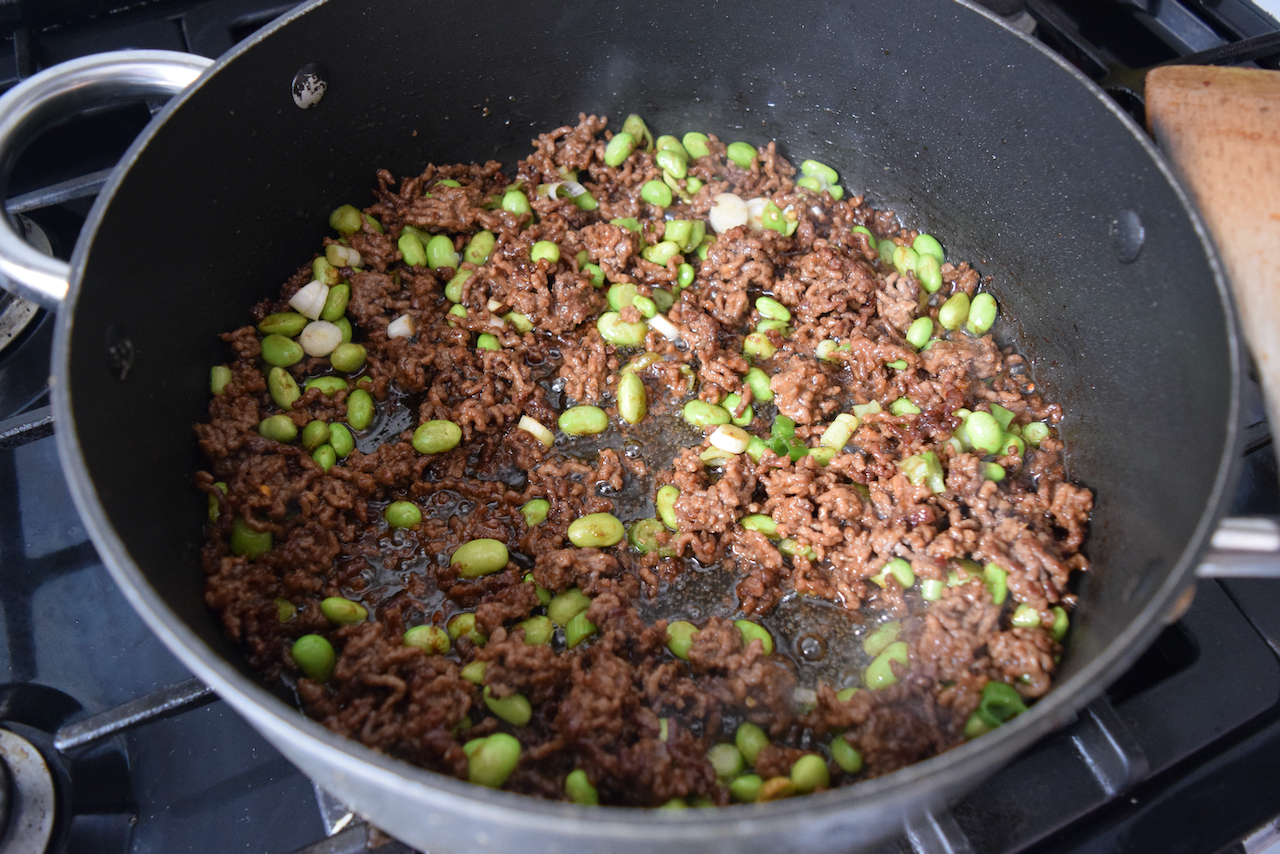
[656,485,680,530]
[744,367,774,402]
[258,414,298,443]
[313,256,341,285]
[446,270,472,303]
[618,372,647,424]
[275,597,296,622]
[862,621,901,656]
[756,320,789,337]
[583,263,605,287]
[1011,603,1041,628]
[476,333,500,352]
[1023,421,1050,446]
[938,292,971,331]
[739,515,778,538]
[817,338,840,360]
[831,737,863,774]
[565,769,599,805]
[596,312,648,347]
[1051,606,1069,640]
[305,376,347,397]
[230,516,272,558]
[708,743,745,779]
[502,188,531,216]
[726,141,756,168]
[920,578,945,601]
[261,334,304,368]
[967,292,998,334]
[964,410,1004,455]
[885,558,915,588]
[291,634,335,683]
[267,363,299,409]
[567,513,624,548]
[641,240,680,266]
[521,499,550,527]
[469,732,521,788]
[412,419,462,454]
[335,317,353,343]
[906,316,933,349]
[558,405,609,436]
[300,419,330,451]
[735,620,774,655]
[611,216,641,233]
[916,254,943,293]
[384,501,422,528]
[735,721,769,764]
[329,204,362,234]
[604,131,637,167]
[259,311,309,337]
[328,423,354,458]
[461,660,487,684]
[321,596,367,625]
[729,774,763,803]
[682,399,730,429]
[655,147,688,179]
[631,295,657,318]
[548,587,592,626]
[864,641,909,689]
[742,332,776,360]
[720,393,753,428]
[517,615,553,645]
[628,518,674,556]
[448,612,488,646]
[404,624,450,654]
[607,282,638,311]
[878,238,898,265]
[892,244,919,277]
[531,240,560,264]
[666,620,697,660]
[801,159,839,185]
[329,343,366,374]
[790,754,830,793]
[504,312,533,333]
[483,686,532,726]
[756,296,791,322]
[523,572,551,607]
[984,462,1007,481]
[913,233,945,264]
[398,231,426,267]
[565,612,597,648]
[780,538,816,560]
[677,263,695,289]
[426,234,460,269]
[346,388,374,430]
[682,132,711,159]
[312,444,337,472]
[451,538,510,578]
[320,284,350,322]
[465,230,496,266]
[211,365,232,395]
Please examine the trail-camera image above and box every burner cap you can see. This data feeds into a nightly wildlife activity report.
[0,729,55,853]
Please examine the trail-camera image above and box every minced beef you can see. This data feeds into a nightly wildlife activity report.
[196,114,1090,807]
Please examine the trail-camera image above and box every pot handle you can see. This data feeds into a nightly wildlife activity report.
[1198,517,1280,578]
[0,50,213,308]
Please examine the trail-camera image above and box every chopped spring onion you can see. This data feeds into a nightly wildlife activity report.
[709,425,752,454]
[289,281,329,320]
[518,415,554,448]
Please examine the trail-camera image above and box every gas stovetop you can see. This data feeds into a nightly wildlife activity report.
[1,2,1279,853]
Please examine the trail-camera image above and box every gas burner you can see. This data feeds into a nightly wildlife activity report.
[0,728,57,853]
[0,216,47,361]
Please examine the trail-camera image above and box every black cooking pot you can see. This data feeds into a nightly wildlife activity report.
[0,0,1242,850]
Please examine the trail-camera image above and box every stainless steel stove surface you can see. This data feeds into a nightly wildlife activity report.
[1,1,1279,853]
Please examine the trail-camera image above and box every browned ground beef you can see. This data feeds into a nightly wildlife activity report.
[196,114,1091,806]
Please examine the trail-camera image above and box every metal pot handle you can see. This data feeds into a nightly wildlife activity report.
[1198,516,1280,578]
[0,50,213,308]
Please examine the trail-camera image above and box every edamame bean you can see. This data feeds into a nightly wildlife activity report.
[404,625,450,654]
[335,317,353,343]
[604,131,636,167]
[259,311,309,337]
[656,485,680,530]
[469,732,521,788]
[916,254,943,293]
[558,405,608,436]
[476,333,500,352]
[321,596,367,625]
[320,284,350,322]
[413,419,462,454]
[326,343,365,375]
[735,620,774,655]
[503,311,533,333]
[967,292,997,334]
[628,518,674,556]
[682,400,730,429]
[567,513,624,548]
[451,538,510,578]
[1011,603,1041,628]
[531,240,560,264]
[884,558,915,588]
[596,312,648,347]
[345,388,374,430]
[426,234,459,269]
[259,414,298,443]
[913,233,945,264]
[521,499,550,527]
[444,271,472,304]
[502,188,531,216]
[291,634,335,682]
[906,317,933,349]
[744,367,774,402]
[517,615,553,645]
[666,620,697,660]
[465,230,496,265]
[329,204,362,234]
[303,376,346,398]
[398,232,426,267]
[641,240,680,266]
[780,538,816,560]
[920,578,945,601]
[385,501,422,528]
[523,572,552,606]
[682,132,711,158]
[461,660,487,683]
[261,334,304,367]
[583,263,605,287]
[1051,606,1069,641]
[984,463,1006,481]
[893,245,919,277]
[964,410,1004,455]
[631,295,657,318]
[743,332,777,360]
[726,141,756,168]
[864,641,909,689]
[448,612,488,646]
[655,148,688,179]
[862,621,901,656]
[984,563,1009,605]
[230,516,272,558]
[677,263,695,289]
[301,419,330,451]
[938,292,971,331]
[739,515,778,538]
[659,799,688,810]
[211,365,232,395]
[1023,422,1050,446]
[790,754,830,793]
[878,239,898,265]
[756,296,791,322]
[565,612,597,648]
[326,423,354,459]
[268,363,300,409]
[483,686,532,726]
[735,721,768,764]
[565,769,599,805]
[548,587,592,626]
[618,371,647,424]
[708,743,745,779]
[275,597,296,622]
[729,774,763,803]
[831,737,864,774]
[313,256,341,285]
[607,282,638,311]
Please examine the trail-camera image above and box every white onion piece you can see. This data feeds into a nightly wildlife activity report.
[647,313,681,341]
[387,314,416,339]
[329,244,362,267]
[289,281,329,320]
[708,192,748,233]
[518,415,555,448]
[709,425,751,454]
[487,299,504,313]
[299,321,343,357]
[745,197,767,231]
